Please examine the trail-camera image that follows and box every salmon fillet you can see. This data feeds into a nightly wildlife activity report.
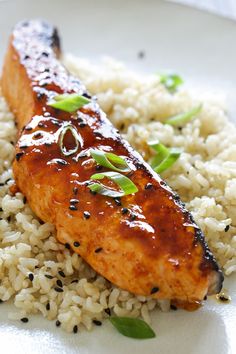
[1,20,223,304]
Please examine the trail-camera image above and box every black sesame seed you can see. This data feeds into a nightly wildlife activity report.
[90,190,97,195]
[104,308,111,316]
[5,178,12,184]
[114,198,121,206]
[52,120,61,126]
[0,299,3,303]
[42,51,49,57]
[145,183,153,190]
[25,126,33,131]
[95,165,103,171]
[23,196,27,204]
[130,214,136,221]
[24,55,30,60]
[0,183,4,186]
[150,287,159,294]
[15,152,24,161]
[69,205,78,211]
[46,302,50,310]
[121,207,128,214]
[73,187,78,195]
[54,287,63,293]
[56,279,63,288]
[21,317,29,323]
[56,320,61,327]
[10,141,14,145]
[45,274,53,279]
[224,225,230,232]
[83,211,90,219]
[70,199,79,204]
[65,243,70,250]
[79,122,87,128]
[34,132,43,139]
[71,279,78,284]
[56,159,67,166]
[219,295,230,302]
[95,247,103,253]
[20,145,28,149]
[73,241,80,247]
[82,92,92,99]
[93,320,102,326]
[0,208,3,212]
[37,92,44,100]
[73,325,78,333]
[204,296,207,301]
[170,304,177,311]
[58,270,66,278]
[28,273,34,281]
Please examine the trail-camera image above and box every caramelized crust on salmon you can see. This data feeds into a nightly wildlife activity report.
[1,20,223,304]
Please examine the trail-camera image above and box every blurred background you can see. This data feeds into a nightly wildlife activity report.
[170,0,236,19]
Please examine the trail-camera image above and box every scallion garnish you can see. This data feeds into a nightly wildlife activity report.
[88,171,138,198]
[165,104,202,126]
[109,317,156,339]
[48,93,90,112]
[90,149,131,173]
[159,73,183,93]
[148,140,181,174]
[58,124,83,156]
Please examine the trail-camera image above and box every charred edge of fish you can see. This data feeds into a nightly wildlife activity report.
[195,227,224,292]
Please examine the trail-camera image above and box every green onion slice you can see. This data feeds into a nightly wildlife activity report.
[159,73,183,93]
[165,104,202,126]
[153,148,181,174]
[59,124,83,156]
[148,140,169,167]
[48,93,91,113]
[148,140,181,174]
[89,171,138,198]
[90,149,131,173]
[109,317,156,339]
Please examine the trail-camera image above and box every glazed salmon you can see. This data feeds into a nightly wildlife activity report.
[1,20,223,304]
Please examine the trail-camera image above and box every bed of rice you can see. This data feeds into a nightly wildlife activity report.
[0,55,235,333]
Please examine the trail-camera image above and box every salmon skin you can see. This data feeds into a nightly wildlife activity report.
[1,20,223,304]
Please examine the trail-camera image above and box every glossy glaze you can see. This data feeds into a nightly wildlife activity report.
[1,20,223,303]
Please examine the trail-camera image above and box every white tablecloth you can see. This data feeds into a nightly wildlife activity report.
[169,0,236,19]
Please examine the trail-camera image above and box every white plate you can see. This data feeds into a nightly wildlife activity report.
[0,1,235,353]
